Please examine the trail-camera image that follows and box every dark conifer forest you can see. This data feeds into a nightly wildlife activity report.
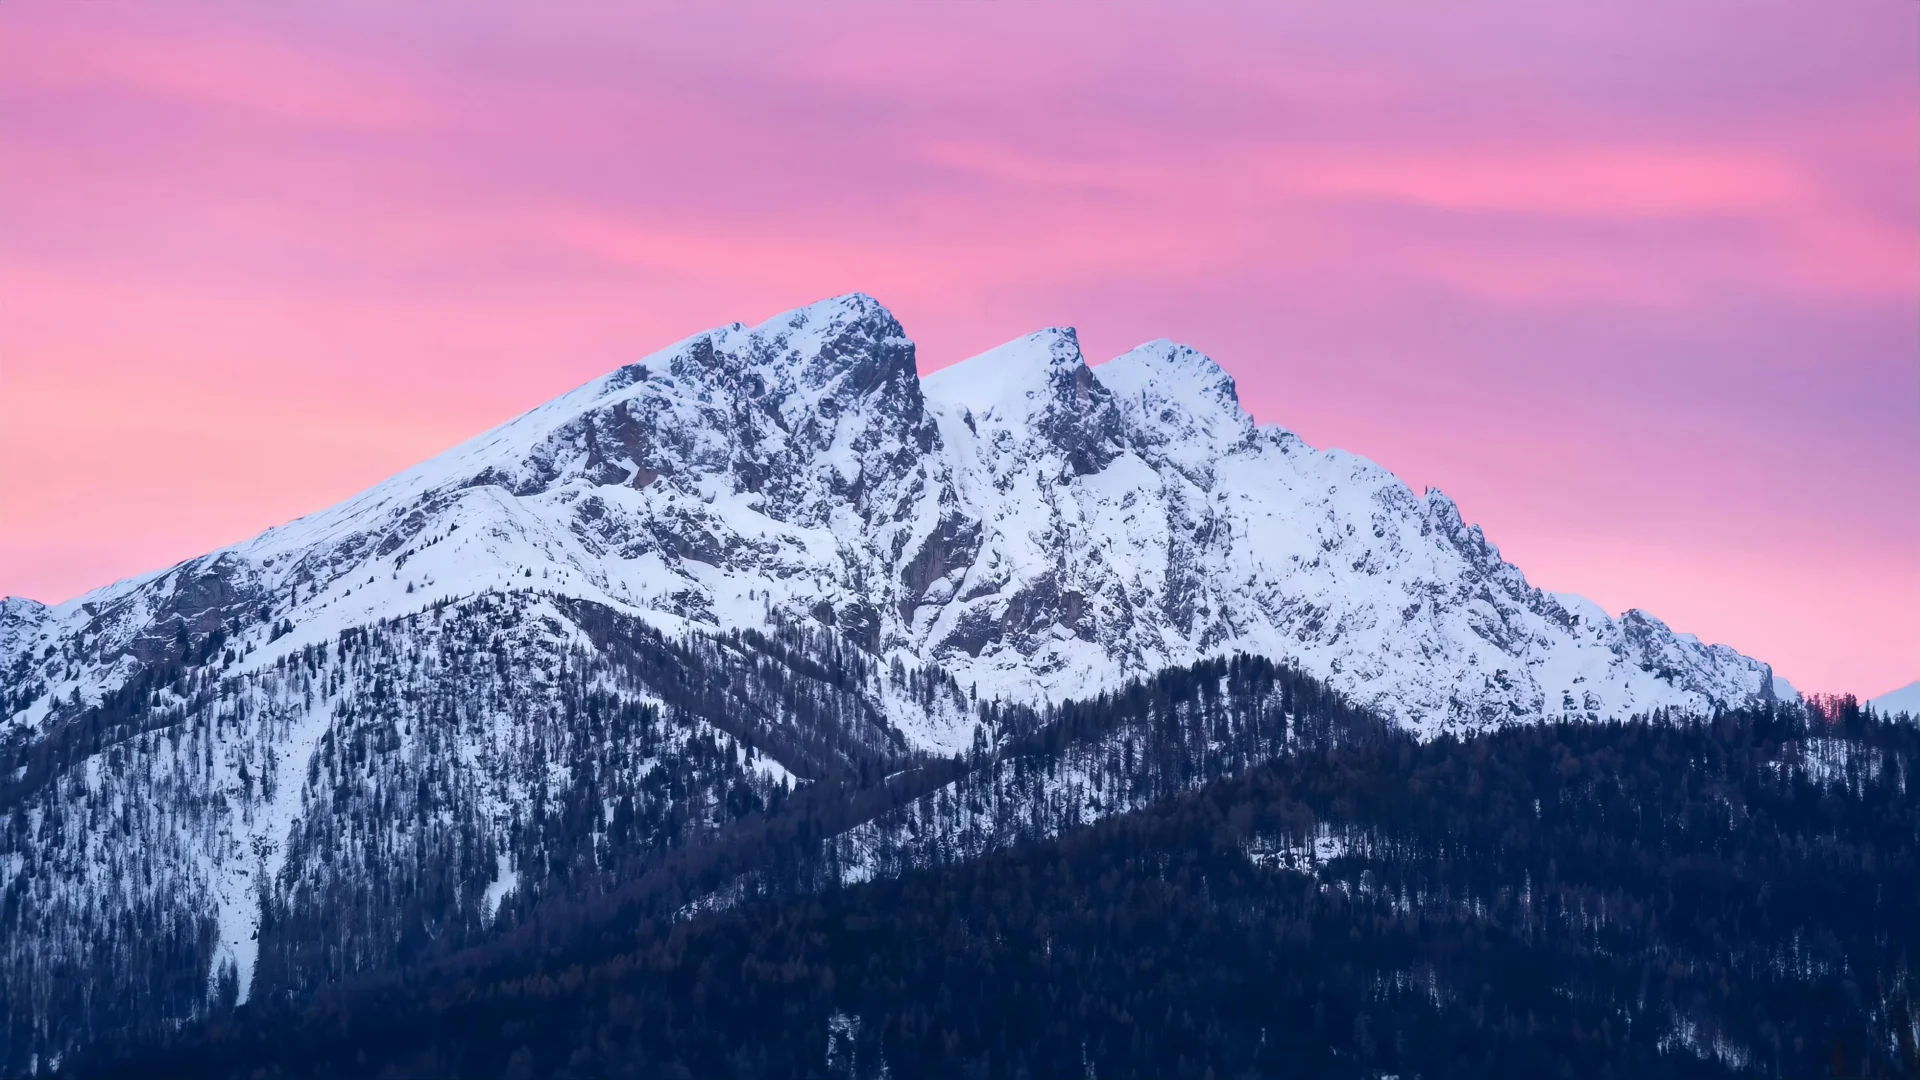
[59,673,1919,1080]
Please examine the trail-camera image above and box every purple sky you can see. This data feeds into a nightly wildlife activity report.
[2,1,1915,695]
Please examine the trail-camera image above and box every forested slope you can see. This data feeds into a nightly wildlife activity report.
[66,696,1918,1079]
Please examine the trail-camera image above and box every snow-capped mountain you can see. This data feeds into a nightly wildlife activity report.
[4,292,1782,746]
[0,294,1791,1071]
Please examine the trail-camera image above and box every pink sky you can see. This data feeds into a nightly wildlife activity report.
[2,2,1915,697]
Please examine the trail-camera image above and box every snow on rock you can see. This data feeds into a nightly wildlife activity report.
[481,854,519,923]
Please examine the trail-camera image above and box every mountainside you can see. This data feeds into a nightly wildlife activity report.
[1,294,1794,1073]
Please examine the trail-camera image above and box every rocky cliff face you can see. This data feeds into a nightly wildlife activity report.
[0,294,1788,1070]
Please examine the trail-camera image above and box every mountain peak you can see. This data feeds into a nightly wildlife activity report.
[920,327,1086,420]
[748,293,920,411]
[753,293,907,356]
[1098,341,1250,464]
[1101,340,1239,407]
[641,293,912,387]
[919,327,1124,477]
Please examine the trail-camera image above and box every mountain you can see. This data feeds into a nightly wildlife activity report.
[4,292,1783,742]
[1872,679,1920,717]
[0,294,1791,1072]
